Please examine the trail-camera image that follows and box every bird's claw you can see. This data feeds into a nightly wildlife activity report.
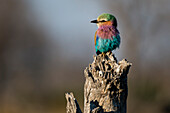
[101,52,106,57]
[109,51,112,55]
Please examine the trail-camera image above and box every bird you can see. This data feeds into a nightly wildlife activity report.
[91,13,120,55]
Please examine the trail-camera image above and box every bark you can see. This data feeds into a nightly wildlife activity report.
[65,52,131,113]
[65,92,82,113]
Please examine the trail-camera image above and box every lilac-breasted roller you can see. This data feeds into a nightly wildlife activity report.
[91,13,120,55]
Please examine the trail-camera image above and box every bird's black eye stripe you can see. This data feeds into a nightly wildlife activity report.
[99,20,106,22]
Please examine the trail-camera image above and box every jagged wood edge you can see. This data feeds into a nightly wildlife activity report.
[65,53,132,113]
[65,92,82,113]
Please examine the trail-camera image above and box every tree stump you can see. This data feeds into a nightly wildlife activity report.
[65,92,82,113]
[65,52,131,113]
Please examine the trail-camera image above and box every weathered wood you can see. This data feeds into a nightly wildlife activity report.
[65,92,82,113]
[65,52,131,113]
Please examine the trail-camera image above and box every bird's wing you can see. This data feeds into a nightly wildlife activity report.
[94,31,97,45]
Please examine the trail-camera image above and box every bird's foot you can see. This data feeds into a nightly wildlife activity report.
[108,51,112,55]
[101,52,106,57]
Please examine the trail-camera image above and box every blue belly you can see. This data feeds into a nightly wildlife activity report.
[95,34,120,53]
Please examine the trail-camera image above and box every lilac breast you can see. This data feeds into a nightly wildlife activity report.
[97,26,119,40]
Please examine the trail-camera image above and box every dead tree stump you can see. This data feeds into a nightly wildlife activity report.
[65,52,131,113]
[65,92,82,113]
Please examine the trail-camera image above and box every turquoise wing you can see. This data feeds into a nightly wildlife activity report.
[112,34,121,49]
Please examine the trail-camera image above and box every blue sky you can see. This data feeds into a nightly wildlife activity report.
[26,1,123,60]
[26,0,170,63]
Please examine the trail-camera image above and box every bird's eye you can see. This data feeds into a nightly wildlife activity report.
[100,20,106,22]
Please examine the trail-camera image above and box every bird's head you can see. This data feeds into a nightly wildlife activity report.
[91,13,117,28]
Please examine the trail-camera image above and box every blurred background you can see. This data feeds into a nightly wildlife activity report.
[0,0,170,113]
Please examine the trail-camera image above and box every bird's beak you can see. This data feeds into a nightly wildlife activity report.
[91,20,98,23]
